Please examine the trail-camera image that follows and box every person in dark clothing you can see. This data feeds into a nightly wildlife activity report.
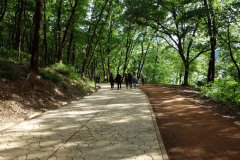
[128,73,132,89]
[109,73,114,89]
[115,72,122,90]
[97,75,100,83]
[141,74,145,85]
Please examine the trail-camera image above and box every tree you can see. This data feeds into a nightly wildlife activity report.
[57,0,79,63]
[213,1,240,81]
[30,0,43,75]
[124,0,210,85]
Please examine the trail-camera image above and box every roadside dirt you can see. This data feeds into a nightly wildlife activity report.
[0,61,96,130]
[138,84,240,160]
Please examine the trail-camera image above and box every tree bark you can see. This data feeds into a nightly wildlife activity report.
[16,0,24,60]
[67,31,73,63]
[30,0,43,75]
[81,0,109,76]
[57,0,63,63]
[0,0,7,37]
[58,0,78,63]
[43,0,47,66]
[72,41,76,66]
[204,0,216,83]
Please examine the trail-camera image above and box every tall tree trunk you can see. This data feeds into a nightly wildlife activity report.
[57,0,63,63]
[81,0,109,76]
[67,31,73,63]
[183,62,190,85]
[16,0,24,60]
[226,24,240,81]
[0,0,7,37]
[137,42,144,78]
[30,0,43,75]
[100,49,106,80]
[72,41,76,66]
[204,0,216,83]
[58,0,78,63]
[43,0,47,66]
[85,39,100,75]
[122,36,133,78]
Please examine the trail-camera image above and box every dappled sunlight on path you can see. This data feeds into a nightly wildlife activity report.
[0,84,167,160]
[138,84,240,160]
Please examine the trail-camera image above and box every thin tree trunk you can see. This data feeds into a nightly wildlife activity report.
[30,0,43,75]
[57,0,63,63]
[0,0,7,37]
[203,0,216,83]
[43,0,47,66]
[67,31,73,63]
[85,39,100,75]
[16,0,24,60]
[72,41,76,66]
[58,0,78,63]
[100,48,106,80]
[183,62,190,85]
[81,0,109,76]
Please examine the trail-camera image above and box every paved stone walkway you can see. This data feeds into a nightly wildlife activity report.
[0,84,168,160]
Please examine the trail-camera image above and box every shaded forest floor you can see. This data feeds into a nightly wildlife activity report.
[138,84,240,160]
[0,61,96,130]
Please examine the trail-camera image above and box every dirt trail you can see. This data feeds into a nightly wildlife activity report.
[138,84,240,160]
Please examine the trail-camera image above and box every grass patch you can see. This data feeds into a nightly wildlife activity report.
[192,93,207,98]
[0,61,19,80]
[39,70,60,84]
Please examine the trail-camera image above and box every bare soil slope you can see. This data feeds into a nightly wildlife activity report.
[0,61,96,130]
[138,84,240,160]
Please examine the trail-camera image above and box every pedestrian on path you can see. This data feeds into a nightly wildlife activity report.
[125,73,129,89]
[97,75,100,83]
[132,72,138,89]
[141,74,145,85]
[115,72,122,90]
[104,75,107,83]
[128,73,132,89]
[109,73,114,89]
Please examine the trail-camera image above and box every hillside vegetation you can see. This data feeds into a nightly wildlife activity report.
[0,60,96,130]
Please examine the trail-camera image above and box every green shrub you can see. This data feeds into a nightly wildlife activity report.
[201,77,240,108]
[40,70,60,84]
[76,83,86,94]
[0,70,18,80]
[68,73,79,80]
[61,81,68,89]
[196,80,206,87]
[192,93,207,98]
[50,63,74,76]
[0,61,19,80]
[50,73,60,83]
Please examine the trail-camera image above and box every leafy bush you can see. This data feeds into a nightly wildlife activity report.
[40,70,60,84]
[68,73,79,81]
[61,81,68,89]
[196,80,206,87]
[50,63,74,76]
[201,77,240,108]
[0,61,19,80]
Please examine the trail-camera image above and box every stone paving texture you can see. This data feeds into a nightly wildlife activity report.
[0,84,168,160]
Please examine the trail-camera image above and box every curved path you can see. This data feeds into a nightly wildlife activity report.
[0,84,168,160]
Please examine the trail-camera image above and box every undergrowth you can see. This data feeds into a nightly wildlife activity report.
[0,61,19,80]
[200,77,240,109]
[40,63,94,89]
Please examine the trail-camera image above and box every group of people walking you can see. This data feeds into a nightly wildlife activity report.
[109,72,144,90]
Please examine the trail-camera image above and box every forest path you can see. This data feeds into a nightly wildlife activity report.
[0,84,168,160]
[138,84,240,160]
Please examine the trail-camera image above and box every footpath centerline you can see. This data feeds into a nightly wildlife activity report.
[0,84,168,160]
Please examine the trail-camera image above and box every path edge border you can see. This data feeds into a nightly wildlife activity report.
[139,88,169,160]
[0,87,101,132]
